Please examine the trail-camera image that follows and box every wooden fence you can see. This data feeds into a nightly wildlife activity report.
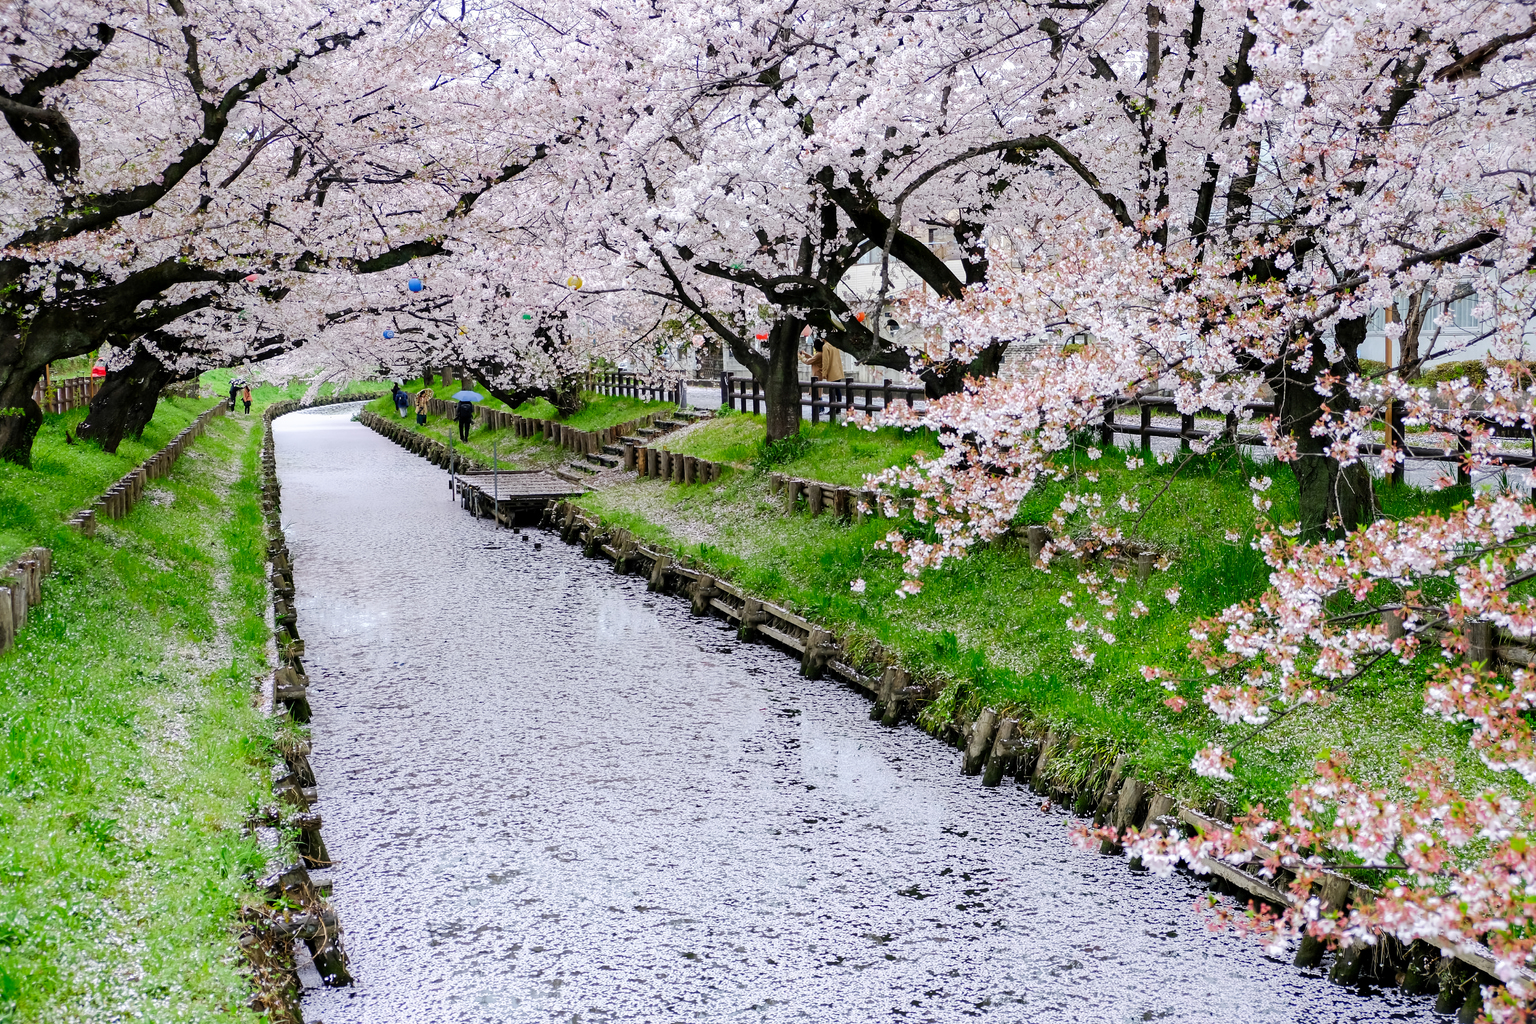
[31,374,98,414]
[586,371,683,404]
[1101,396,1536,485]
[720,372,927,423]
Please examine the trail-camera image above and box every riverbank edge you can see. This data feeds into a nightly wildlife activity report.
[244,394,377,1021]
[354,408,1498,1018]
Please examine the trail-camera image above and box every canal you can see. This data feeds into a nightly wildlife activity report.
[274,405,1435,1023]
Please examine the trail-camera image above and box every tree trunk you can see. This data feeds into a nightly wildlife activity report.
[763,320,803,442]
[1272,318,1377,540]
[0,365,45,468]
[77,347,179,454]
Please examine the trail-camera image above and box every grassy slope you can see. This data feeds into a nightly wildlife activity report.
[578,414,1509,813]
[660,410,943,487]
[0,406,282,1023]
[361,387,675,472]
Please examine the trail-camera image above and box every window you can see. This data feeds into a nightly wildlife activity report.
[927,227,939,244]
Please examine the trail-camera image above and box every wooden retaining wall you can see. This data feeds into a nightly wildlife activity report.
[67,402,229,536]
[242,396,361,1016]
[2,402,233,656]
[0,547,50,657]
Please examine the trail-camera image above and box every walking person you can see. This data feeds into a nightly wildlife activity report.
[821,337,846,404]
[455,397,474,442]
[800,337,847,407]
[392,382,410,418]
[241,385,252,414]
[227,380,240,411]
[414,387,432,426]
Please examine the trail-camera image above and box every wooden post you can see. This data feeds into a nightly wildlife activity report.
[801,628,832,679]
[809,382,820,424]
[807,481,824,517]
[832,487,851,520]
[982,718,1017,786]
[1468,620,1495,668]
[684,455,697,484]
[647,554,671,592]
[721,371,731,411]
[1383,607,1405,642]
[1136,550,1154,583]
[690,574,718,615]
[962,709,999,776]
[1027,525,1049,562]
[739,598,768,641]
[880,666,911,727]
[784,478,803,514]
[0,585,13,652]
[6,577,24,632]
[1032,729,1060,793]
[623,444,636,471]
[1180,412,1194,452]
[1294,873,1353,967]
[1100,399,1114,447]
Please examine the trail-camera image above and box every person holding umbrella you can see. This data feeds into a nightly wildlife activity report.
[452,389,483,441]
[414,386,433,426]
[228,376,247,412]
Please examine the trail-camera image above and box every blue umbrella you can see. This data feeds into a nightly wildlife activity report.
[451,390,484,402]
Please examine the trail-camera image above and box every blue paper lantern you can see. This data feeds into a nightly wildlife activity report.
[408,277,423,292]
[383,329,395,339]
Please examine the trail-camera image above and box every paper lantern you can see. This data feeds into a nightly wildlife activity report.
[383,329,395,339]
[855,311,866,322]
[755,332,769,341]
[522,313,533,321]
[566,275,583,289]
[243,273,259,283]
[408,277,423,292]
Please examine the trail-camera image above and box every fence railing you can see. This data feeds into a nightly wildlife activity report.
[1101,396,1536,483]
[586,371,683,405]
[720,372,927,423]
[31,375,98,414]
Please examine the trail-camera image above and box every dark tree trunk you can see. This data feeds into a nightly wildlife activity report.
[78,347,178,454]
[763,320,804,443]
[0,366,45,468]
[1272,318,1377,540]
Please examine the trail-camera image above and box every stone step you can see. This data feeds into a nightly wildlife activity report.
[652,419,684,431]
[565,460,599,475]
[586,452,620,468]
[676,410,709,421]
[635,427,661,439]
[601,444,623,456]
[619,435,644,446]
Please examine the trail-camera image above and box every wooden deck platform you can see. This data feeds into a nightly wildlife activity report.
[453,470,584,524]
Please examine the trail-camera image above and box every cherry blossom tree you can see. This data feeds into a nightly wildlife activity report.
[0,0,567,464]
